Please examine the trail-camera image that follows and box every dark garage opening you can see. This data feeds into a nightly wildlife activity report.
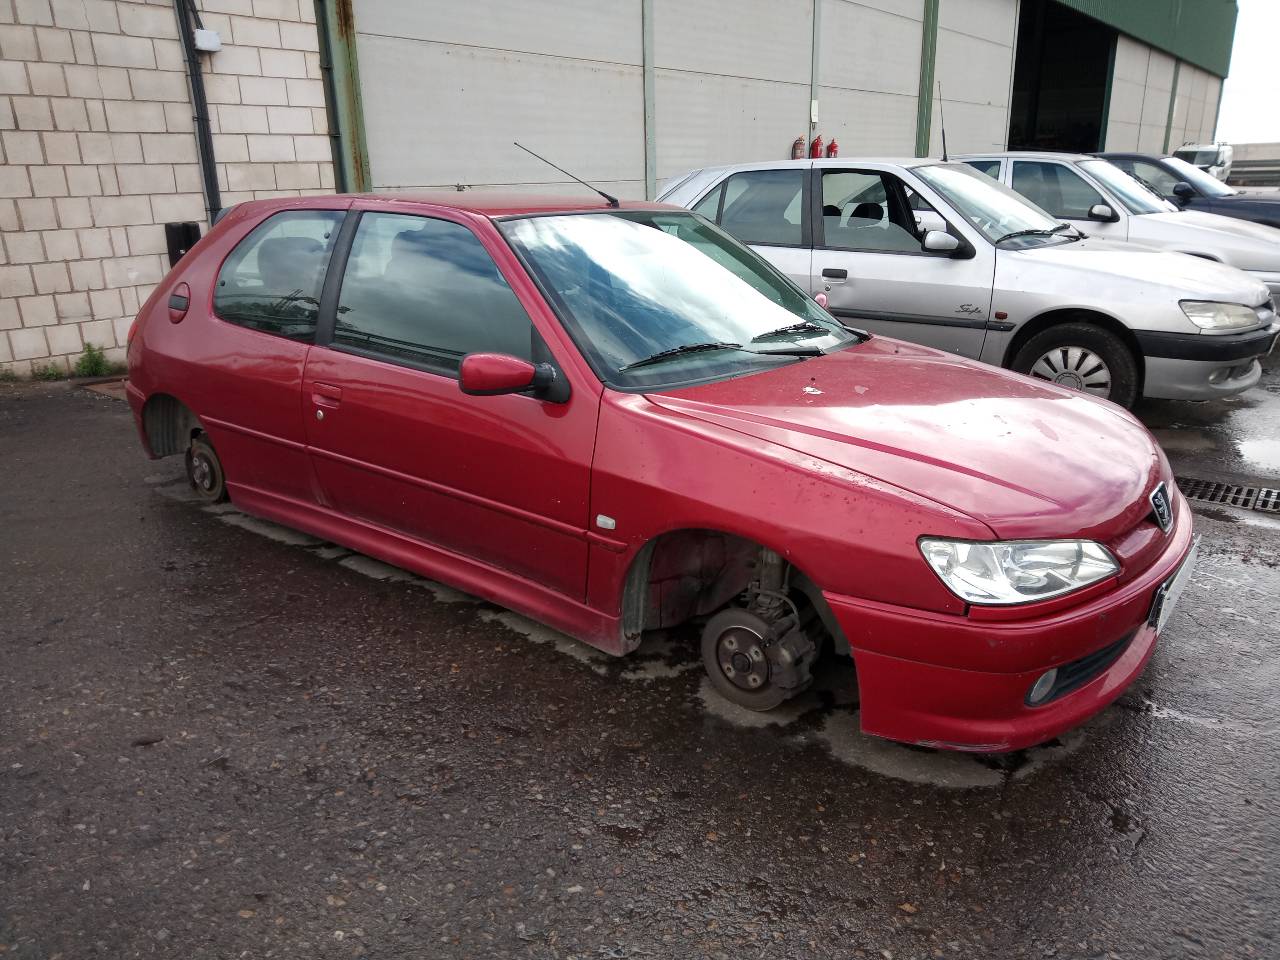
[1008,0,1116,152]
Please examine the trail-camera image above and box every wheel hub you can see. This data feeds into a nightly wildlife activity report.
[716,626,770,692]
[1030,346,1112,397]
[191,454,213,490]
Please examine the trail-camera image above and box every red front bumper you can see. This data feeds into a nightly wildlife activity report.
[825,504,1194,752]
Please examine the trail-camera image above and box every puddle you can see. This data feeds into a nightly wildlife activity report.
[1235,438,1280,477]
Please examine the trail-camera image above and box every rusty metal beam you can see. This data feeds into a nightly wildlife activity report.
[315,0,371,192]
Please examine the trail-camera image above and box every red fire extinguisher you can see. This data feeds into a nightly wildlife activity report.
[791,136,805,160]
[826,137,839,158]
[809,134,824,158]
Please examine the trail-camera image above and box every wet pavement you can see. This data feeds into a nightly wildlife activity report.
[2,370,1278,960]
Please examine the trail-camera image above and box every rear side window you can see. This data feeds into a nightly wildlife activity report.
[717,169,804,246]
[332,212,533,375]
[1011,161,1104,219]
[964,159,1001,178]
[213,210,343,342]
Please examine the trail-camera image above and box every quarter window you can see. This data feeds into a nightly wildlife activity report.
[963,159,1002,178]
[1011,161,1105,219]
[332,213,534,375]
[213,210,343,342]
[716,169,805,246]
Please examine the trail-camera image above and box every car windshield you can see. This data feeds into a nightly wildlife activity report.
[1079,159,1174,214]
[1165,156,1237,197]
[913,163,1066,245]
[500,211,857,389]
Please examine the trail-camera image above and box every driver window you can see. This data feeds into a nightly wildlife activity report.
[1011,161,1104,219]
[820,170,921,253]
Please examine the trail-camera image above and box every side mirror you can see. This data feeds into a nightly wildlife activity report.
[1172,181,1195,201]
[1087,203,1119,222]
[921,230,961,255]
[459,353,566,402]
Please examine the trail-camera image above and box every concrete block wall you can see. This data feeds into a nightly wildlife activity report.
[0,0,334,378]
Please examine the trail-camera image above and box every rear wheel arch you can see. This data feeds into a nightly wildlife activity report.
[141,393,204,458]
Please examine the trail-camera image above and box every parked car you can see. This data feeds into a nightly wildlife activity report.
[127,192,1196,753]
[960,151,1280,304]
[660,160,1278,407]
[1172,142,1233,182]
[1098,151,1280,231]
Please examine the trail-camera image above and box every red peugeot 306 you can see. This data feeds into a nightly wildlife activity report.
[126,193,1196,753]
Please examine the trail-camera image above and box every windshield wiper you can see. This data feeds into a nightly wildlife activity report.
[994,223,1072,245]
[619,341,745,372]
[750,321,829,343]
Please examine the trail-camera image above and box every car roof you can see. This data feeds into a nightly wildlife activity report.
[226,191,684,220]
[958,151,1093,162]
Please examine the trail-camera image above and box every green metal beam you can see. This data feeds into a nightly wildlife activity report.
[1054,0,1236,79]
[1163,59,1182,153]
[316,0,371,192]
[915,0,940,157]
[642,0,656,199]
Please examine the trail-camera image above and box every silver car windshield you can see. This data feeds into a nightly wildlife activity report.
[501,211,857,389]
[1165,156,1237,197]
[914,163,1063,244]
[1079,159,1174,215]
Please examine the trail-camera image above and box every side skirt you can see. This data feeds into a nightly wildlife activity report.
[227,481,627,656]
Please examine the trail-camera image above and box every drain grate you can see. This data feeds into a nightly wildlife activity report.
[1176,477,1280,513]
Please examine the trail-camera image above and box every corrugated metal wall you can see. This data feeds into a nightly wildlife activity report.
[929,0,1018,154]
[1055,0,1236,77]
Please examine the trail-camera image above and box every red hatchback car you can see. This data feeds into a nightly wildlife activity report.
[126,193,1196,752]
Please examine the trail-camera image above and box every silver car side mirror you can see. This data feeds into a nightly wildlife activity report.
[1088,203,1119,222]
[921,230,961,254]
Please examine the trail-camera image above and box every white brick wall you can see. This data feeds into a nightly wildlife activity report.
[0,0,334,377]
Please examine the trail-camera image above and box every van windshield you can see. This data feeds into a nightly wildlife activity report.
[500,211,858,389]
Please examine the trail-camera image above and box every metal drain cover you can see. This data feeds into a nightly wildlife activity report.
[1176,477,1280,513]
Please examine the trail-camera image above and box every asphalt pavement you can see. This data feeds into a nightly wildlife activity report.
[1,367,1278,960]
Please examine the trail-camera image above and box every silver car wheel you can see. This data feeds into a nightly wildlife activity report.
[1029,346,1112,396]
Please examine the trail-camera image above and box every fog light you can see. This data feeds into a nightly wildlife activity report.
[1027,668,1058,706]
[1208,367,1228,384]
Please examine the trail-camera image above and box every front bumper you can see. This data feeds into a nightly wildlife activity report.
[824,500,1194,752]
[1136,321,1278,400]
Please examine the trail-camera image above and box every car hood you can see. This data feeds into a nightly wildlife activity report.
[1007,235,1272,303]
[1129,211,1280,273]
[646,337,1166,542]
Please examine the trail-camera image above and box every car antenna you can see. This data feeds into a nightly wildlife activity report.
[937,81,948,161]
[514,141,620,208]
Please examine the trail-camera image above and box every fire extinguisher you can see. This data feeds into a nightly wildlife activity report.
[826,138,839,158]
[809,134,824,158]
[791,136,805,160]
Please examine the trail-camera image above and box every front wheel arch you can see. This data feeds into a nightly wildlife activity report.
[1003,309,1144,390]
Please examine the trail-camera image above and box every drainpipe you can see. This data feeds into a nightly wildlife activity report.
[173,0,221,222]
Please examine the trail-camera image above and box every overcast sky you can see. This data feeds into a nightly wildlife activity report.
[1215,0,1279,144]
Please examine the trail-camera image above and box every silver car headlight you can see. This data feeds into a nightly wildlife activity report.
[1179,300,1259,332]
[919,538,1118,605]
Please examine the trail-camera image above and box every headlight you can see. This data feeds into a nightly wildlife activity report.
[1179,300,1259,332]
[919,539,1118,605]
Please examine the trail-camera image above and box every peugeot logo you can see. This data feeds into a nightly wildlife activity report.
[1149,482,1173,534]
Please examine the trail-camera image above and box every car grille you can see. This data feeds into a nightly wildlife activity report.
[1036,631,1135,705]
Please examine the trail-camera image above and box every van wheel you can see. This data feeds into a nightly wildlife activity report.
[1011,323,1139,408]
[186,435,227,503]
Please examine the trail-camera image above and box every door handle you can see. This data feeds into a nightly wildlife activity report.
[311,382,342,407]
[821,267,848,281]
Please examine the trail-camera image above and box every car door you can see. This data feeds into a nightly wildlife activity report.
[1007,159,1128,240]
[195,205,349,504]
[809,167,994,359]
[301,203,598,599]
[692,166,811,289]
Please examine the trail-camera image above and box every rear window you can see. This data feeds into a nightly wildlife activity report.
[213,210,344,342]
